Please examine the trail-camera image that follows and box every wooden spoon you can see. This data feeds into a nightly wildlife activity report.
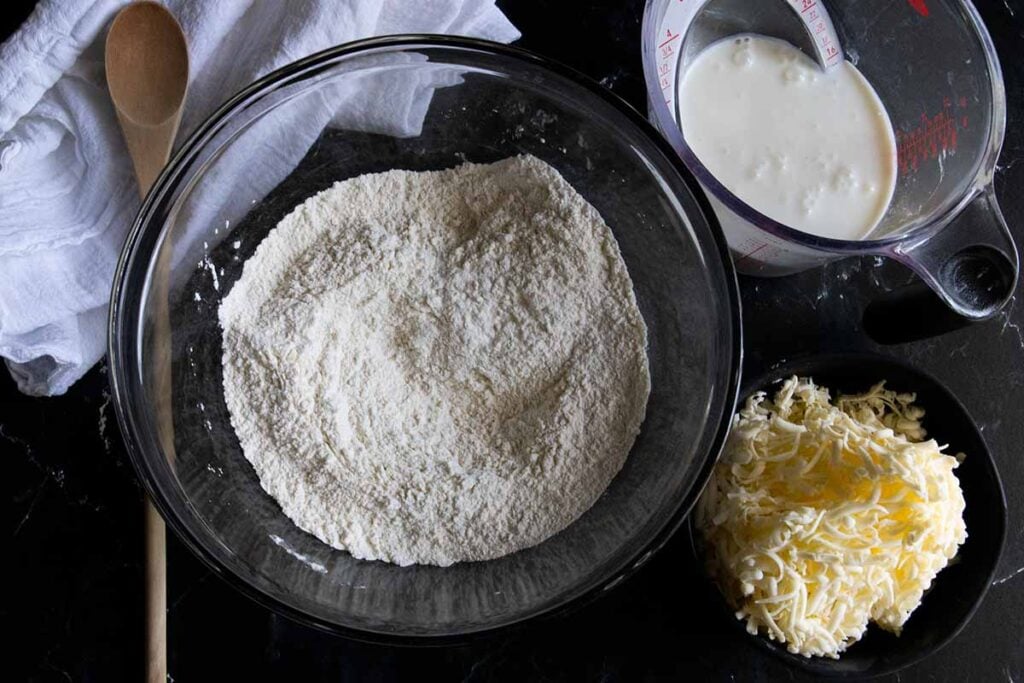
[106,1,189,196]
[105,4,188,682]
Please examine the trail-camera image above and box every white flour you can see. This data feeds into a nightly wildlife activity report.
[219,155,650,567]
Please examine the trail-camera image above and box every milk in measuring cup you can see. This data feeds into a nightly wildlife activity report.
[678,35,897,240]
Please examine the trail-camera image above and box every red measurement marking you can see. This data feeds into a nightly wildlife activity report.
[907,0,929,17]
[896,103,960,176]
[799,0,817,13]
[659,32,680,49]
[735,244,769,266]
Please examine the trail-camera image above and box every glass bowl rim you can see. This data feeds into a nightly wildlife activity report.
[107,34,744,643]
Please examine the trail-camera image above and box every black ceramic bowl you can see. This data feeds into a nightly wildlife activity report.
[690,352,1007,678]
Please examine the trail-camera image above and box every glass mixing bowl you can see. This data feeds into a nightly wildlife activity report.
[108,36,741,640]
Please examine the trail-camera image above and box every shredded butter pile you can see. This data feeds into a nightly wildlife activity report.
[696,377,967,658]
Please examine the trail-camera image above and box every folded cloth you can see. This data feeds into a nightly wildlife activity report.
[0,0,519,396]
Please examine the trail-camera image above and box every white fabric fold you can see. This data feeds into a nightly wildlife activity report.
[0,0,520,396]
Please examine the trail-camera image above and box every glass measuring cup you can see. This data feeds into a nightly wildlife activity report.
[642,0,1018,322]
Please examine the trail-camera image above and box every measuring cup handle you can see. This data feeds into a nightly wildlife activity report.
[863,189,1019,344]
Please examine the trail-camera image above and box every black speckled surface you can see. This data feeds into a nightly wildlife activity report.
[4,1,1023,680]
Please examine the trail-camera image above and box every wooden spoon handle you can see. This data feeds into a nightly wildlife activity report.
[145,498,167,683]
[114,110,184,197]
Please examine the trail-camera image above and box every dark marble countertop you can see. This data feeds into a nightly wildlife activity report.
[5,0,1024,680]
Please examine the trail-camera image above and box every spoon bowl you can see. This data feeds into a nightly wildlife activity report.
[105,0,189,192]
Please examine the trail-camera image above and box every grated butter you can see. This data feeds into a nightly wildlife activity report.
[696,377,967,658]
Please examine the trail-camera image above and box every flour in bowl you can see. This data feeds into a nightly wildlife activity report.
[219,155,650,566]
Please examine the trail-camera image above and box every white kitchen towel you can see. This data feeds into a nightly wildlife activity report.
[0,0,520,396]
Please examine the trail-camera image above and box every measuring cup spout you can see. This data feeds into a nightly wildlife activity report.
[864,189,1019,343]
